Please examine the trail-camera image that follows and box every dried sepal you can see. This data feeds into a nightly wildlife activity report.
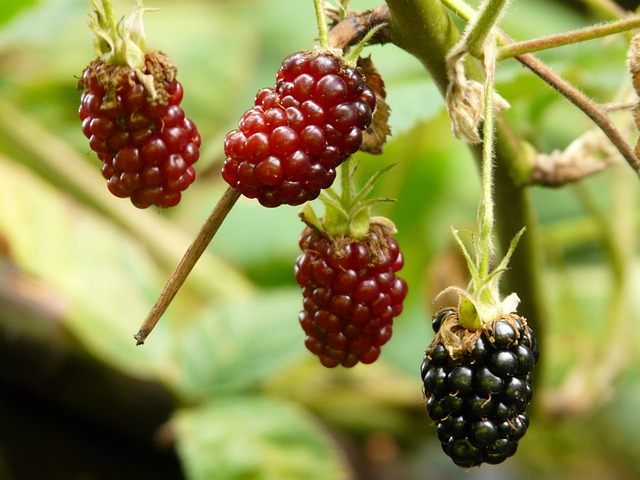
[426,308,482,360]
[445,45,509,144]
[426,303,528,361]
[357,56,391,154]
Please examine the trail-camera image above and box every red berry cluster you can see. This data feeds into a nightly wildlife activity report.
[78,55,201,208]
[222,51,376,207]
[295,225,408,367]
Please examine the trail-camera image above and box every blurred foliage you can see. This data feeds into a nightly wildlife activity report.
[0,0,639,479]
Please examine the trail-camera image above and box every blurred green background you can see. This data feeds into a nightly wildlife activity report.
[0,0,639,479]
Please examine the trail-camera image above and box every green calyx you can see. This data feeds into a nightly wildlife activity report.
[88,0,154,69]
[439,225,525,331]
[300,160,396,240]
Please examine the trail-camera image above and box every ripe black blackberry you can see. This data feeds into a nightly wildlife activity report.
[421,308,539,467]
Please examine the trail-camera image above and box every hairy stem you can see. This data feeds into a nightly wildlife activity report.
[385,0,547,334]
[465,0,511,58]
[477,47,497,280]
[313,0,330,49]
[99,0,118,34]
[497,16,640,60]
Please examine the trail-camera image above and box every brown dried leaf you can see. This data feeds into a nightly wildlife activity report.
[358,56,391,154]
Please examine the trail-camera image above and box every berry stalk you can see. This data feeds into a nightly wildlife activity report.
[442,0,525,331]
[476,45,497,282]
[313,0,330,49]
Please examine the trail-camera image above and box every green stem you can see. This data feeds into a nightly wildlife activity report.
[313,0,330,49]
[477,49,497,280]
[385,0,459,95]
[465,0,511,58]
[440,0,476,21]
[385,0,547,335]
[497,16,640,60]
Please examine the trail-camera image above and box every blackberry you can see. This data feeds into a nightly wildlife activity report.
[222,50,376,207]
[78,2,200,208]
[79,53,201,208]
[294,223,407,367]
[421,308,539,467]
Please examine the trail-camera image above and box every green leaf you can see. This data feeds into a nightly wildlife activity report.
[175,288,306,398]
[173,397,348,480]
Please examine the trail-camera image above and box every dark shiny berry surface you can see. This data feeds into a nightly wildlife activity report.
[78,57,200,208]
[222,51,376,207]
[295,226,407,367]
[421,311,538,467]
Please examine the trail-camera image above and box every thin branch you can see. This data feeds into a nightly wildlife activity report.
[497,16,640,60]
[512,50,640,177]
[134,186,241,345]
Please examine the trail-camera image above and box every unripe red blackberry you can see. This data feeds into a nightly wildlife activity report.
[79,54,201,208]
[222,50,376,207]
[421,308,539,467]
[78,2,200,208]
[295,223,407,367]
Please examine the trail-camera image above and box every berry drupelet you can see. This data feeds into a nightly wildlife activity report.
[222,50,376,207]
[421,308,540,467]
[295,222,408,367]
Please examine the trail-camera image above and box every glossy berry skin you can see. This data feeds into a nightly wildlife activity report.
[421,309,539,468]
[294,226,408,368]
[78,57,201,208]
[222,51,376,207]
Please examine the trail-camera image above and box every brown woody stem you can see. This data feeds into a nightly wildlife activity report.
[134,186,241,345]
